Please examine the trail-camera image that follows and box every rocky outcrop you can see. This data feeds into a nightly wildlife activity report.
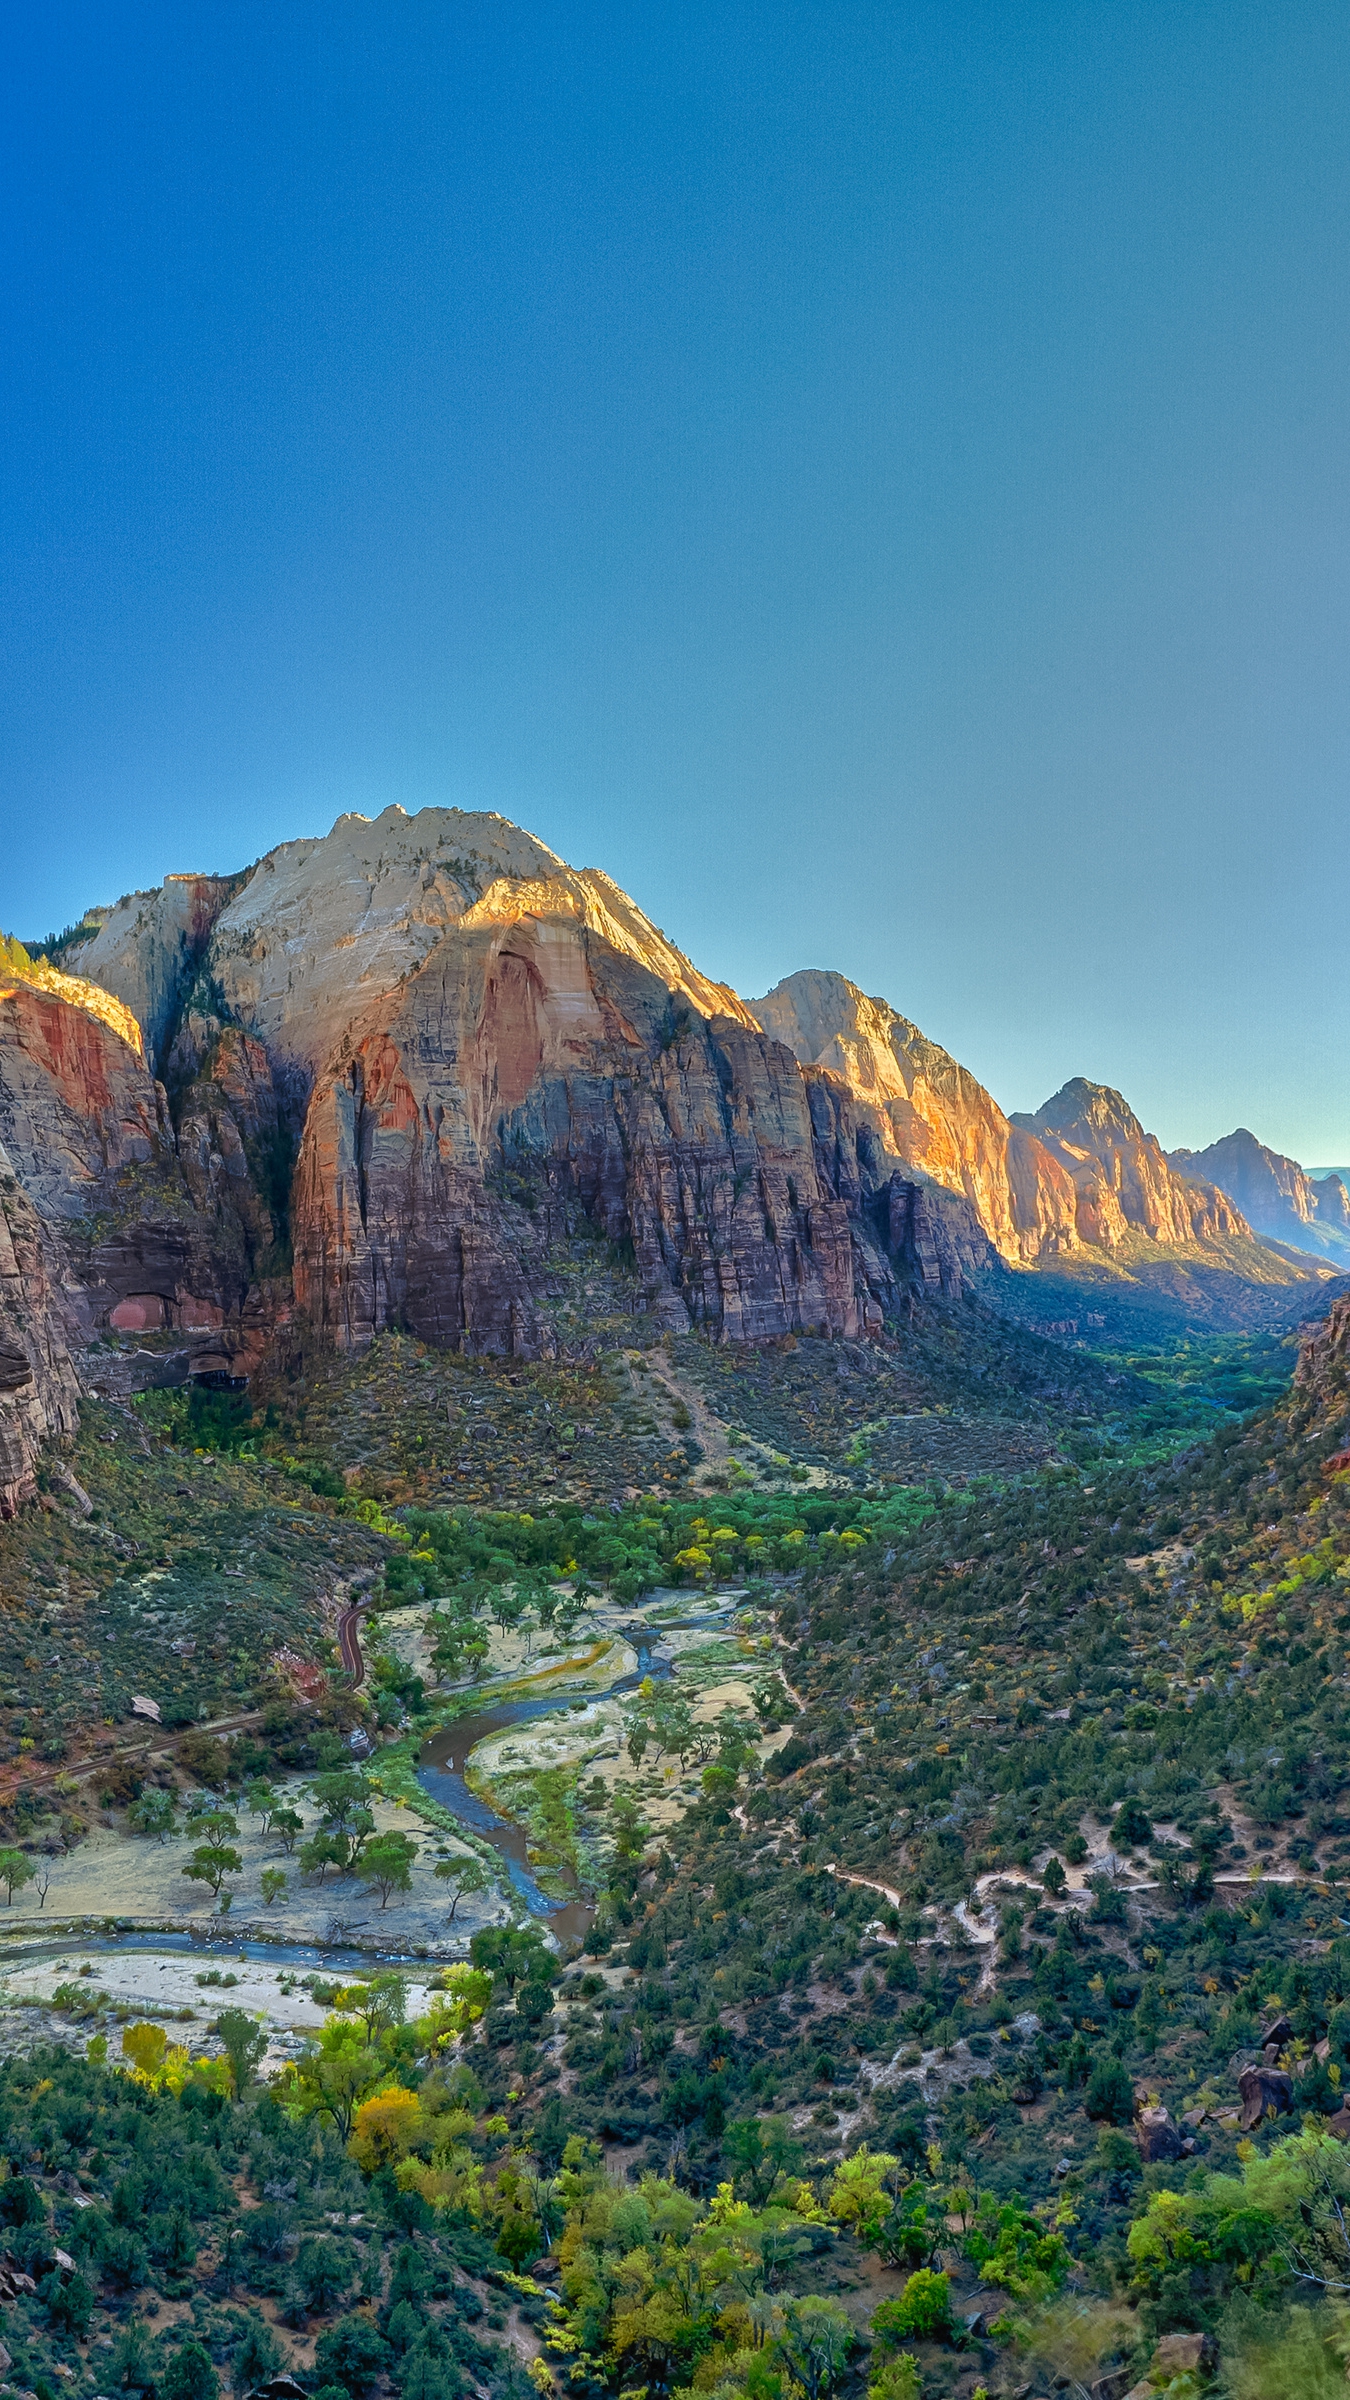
[0,970,277,1344]
[0,1145,82,1516]
[1020,1081,1248,1249]
[26,801,1311,1387]
[752,970,1079,1263]
[0,973,168,1221]
[1294,1290,1350,1401]
[752,971,1258,1267]
[198,809,756,1111]
[61,873,244,1071]
[1171,1128,1350,1262]
[289,901,957,1352]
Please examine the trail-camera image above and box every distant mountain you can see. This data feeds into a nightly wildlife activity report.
[752,972,1308,1276]
[0,809,1329,1512]
[1015,1077,1248,1250]
[751,969,1081,1263]
[1169,1127,1350,1264]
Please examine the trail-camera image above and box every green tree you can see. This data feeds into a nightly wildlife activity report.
[0,1849,35,1904]
[334,1972,408,2041]
[470,1922,552,1992]
[272,1807,304,1853]
[294,2234,353,2316]
[40,2264,93,2336]
[312,2314,388,2397]
[232,2316,287,2395]
[300,1830,347,1883]
[160,2341,220,2400]
[215,2005,268,2096]
[1085,2057,1135,2126]
[285,2021,383,2140]
[112,2318,156,2391]
[725,2115,804,2208]
[777,2297,855,2400]
[872,2271,954,2345]
[355,1831,418,1908]
[186,1806,239,1843]
[183,1843,241,1901]
[129,1788,177,1842]
[310,1773,376,1865]
[1111,1797,1152,1850]
[261,1867,287,1906]
[433,1851,492,1920]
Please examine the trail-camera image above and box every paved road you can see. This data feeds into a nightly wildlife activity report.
[336,1598,373,1685]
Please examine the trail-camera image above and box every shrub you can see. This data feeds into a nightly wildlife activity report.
[312,2314,389,2397]
[872,2270,954,2344]
[1085,2058,1135,2126]
[1111,1798,1152,1850]
[160,2343,220,2400]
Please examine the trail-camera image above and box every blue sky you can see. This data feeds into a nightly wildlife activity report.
[2,3,1348,1160]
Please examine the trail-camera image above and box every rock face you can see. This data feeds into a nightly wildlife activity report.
[1018,1080,1246,1250]
[1,802,1317,1436]
[61,873,244,1071]
[0,1144,82,1516]
[754,973,1258,1266]
[199,809,756,1110]
[1238,2064,1295,2129]
[1134,2104,1183,2163]
[752,970,1081,1264]
[1295,1290,1350,1402]
[0,953,280,1357]
[289,885,990,1351]
[0,972,168,1222]
[1172,1128,1350,1262]
[2,811,998,1395]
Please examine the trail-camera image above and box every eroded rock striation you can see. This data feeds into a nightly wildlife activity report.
[288,881,985,1351]
[753,971,1256,1267]
[1017,1079,1245,1251]
[0,1144,82,1515]
[1172,1127,1350,1263]
[4,811,998,1396]
[0,800,1325,1492]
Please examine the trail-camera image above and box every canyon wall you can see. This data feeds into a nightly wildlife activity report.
[1173,1128,1350,1263]
[0,803,1321,1503]
[752,971,1252,1266]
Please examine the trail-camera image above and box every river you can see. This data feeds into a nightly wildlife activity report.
[415,1599,739,1948]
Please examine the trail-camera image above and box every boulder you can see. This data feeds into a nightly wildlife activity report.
[1239,2065,1295,2130]
[1260,2013,1293,2050]
[1135,2105,1183,2163]
[1153,2330,1216,2375]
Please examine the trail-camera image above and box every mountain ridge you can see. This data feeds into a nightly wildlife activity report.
[0,803,1327,1512]
[1171,1125,1350,1265]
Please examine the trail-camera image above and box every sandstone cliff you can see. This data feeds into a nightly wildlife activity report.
[1171,1128,1350,1263]
[61,874,244,1070]
[0,1144,82,1516]
[11,803,1317,1403]
[289,892,990,1351]
[0,961,280,1352]
[750,971,1259,1268]
[1017,1080,1246,1250]
[752,969,1075,1263]
[198,808,755,1110]
[4,811,997,1381]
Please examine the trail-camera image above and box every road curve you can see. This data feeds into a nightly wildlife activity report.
[337,1598,373,1685]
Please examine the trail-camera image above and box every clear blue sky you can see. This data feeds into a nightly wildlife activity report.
[2,3,1348,1161]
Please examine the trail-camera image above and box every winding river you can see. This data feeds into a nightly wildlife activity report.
[415,1600,740,1947]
